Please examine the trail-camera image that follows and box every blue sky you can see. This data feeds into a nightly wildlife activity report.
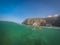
[0,0,60,24]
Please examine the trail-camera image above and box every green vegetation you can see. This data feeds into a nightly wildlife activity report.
[0,21,60,45]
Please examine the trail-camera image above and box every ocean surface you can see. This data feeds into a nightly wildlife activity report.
[0,21,60,45]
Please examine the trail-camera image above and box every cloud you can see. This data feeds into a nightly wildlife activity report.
[47,15,52,17]
[54,14,59,17]
[47,14,59,17]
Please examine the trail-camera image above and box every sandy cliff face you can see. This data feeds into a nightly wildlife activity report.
[22,18,46,26]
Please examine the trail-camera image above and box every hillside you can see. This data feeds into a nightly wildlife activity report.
[22,16,60,27]
[0,21,60,45]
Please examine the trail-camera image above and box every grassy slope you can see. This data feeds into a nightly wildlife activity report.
[0,21,60,45]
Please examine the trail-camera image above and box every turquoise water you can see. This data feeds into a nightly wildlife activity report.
[0,21,60,45]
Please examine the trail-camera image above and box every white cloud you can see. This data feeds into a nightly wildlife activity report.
[54,14,59,17]
[47,15,52,17]
[47,14,59,18]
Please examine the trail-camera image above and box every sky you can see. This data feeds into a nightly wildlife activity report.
[0,0,60,24]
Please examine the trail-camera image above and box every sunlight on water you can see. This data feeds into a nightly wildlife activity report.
[43,26,60,29]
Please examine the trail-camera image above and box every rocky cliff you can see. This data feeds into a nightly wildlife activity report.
[22,18,46,26]
[22,16,60,27]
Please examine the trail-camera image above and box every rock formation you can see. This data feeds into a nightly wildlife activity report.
[22,15,60,27]
[22,18,46,26]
